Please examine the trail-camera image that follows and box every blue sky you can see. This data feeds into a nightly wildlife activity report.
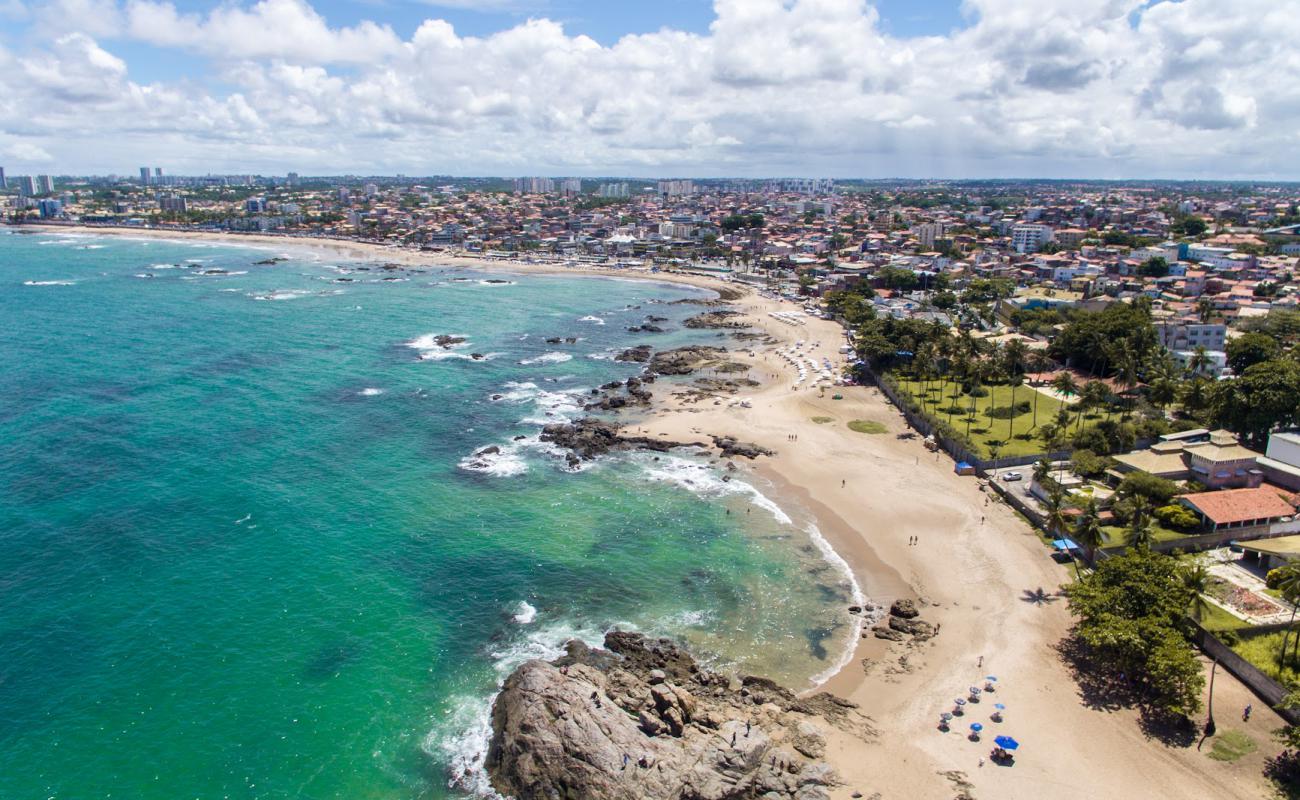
[0,0,1292,178]
[95,0,968,84]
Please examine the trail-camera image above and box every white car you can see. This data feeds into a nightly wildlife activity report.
[1001,472,1023,482]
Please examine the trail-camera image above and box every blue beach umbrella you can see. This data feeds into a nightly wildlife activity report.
[986,676,998,682]
[994,703,1006,710]
[994,736,1019,750]
[970,723,983,732]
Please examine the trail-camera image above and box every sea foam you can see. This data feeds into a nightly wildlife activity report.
[518,352,572,366]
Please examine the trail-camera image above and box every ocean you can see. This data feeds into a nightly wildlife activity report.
[0,229,861,799]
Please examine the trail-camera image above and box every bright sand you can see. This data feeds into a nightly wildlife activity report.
[33,224,1280,799]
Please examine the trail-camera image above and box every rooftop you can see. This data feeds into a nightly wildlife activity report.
[1179,487,1297,526]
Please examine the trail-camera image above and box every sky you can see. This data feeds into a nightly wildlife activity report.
[0,0,1297,179]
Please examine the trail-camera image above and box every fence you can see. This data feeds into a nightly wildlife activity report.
[1190,622,1300,724]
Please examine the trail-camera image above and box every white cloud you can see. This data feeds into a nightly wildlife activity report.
[1,0,1297,177]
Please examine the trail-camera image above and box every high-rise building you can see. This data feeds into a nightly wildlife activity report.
[287,172,299,187]
[140,167,151,186]
[338,187,350,203]
[0,166,6,189]
[657,180,695,197]
[38,198,62,218]
[513,177,556,194]
[154,167,162,178]
[560,178,582,195]
[159,196,188,213]
[37,175,54,194]
[1011,223,1054,254]
[19,175,37,196]
[245,197,266,214]
[597,182,629,198]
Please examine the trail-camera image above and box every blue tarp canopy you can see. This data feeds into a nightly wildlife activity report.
[955,462,973,471]
[1052,538,1079,551]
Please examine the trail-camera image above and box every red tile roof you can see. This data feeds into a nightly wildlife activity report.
[1180,488,1297,526]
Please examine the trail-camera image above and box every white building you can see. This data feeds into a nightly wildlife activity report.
[1157,319,1227,352]
[1011,224,1054,254]
[914,222,946,250]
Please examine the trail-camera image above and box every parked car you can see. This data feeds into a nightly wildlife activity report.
[1001,472,1023,482]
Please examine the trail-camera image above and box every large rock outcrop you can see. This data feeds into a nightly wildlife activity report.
[647,345,742,376]
[486,632,863,800]
[540,418,707,463]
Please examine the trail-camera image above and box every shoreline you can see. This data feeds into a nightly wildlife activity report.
[7,223,738,296]
[21,223,1279,798]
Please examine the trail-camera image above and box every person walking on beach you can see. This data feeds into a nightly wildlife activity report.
[1244,704,1253,722]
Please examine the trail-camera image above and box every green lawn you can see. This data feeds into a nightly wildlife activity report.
[1230,630,1300,685]
[1100,524,1188,548]
[1194,601,1250,633]
[891,376,1111,459]
[847,420,887,434]
[1207,729,1258,762]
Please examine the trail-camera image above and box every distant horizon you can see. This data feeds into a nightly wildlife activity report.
[7,172,1300,187]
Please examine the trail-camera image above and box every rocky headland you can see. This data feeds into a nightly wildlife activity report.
[486,631,871,800]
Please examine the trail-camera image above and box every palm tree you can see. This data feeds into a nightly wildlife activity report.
[1276,565,1300,666]
[1126,518,1154,550]
[1146,353,1182,412]
[1125,497,1155,549]
[1032,456,1053,489]
[1003,340,1029,440]
[1051,371,1079,416]
[1027,351,1053,430]
[1187,345,1212,378]
[1181,562,1212,623]
[1197,298,1215,324]
[1106,340,1142,416]
[1043,484,1071,543]
[1073,497,1105,574]
[1080,380,1111,426]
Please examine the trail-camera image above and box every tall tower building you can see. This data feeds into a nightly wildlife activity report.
[0,166,6,189]
[154,167,162,178]
[140,167,151,186]
[37,175,54,194]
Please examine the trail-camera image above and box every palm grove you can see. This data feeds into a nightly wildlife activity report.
[830,284,1300,730]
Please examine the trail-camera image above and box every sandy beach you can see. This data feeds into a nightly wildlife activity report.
[23,223,1281,798]
[632,293,1279,799]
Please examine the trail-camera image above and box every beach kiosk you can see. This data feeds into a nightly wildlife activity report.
[954,461,976,477]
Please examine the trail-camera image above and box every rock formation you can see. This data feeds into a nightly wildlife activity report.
[711,435,775,460]
[486,632,868,800]
[540,418,707,462]
[684,310,750,330]
[647,345,740,376]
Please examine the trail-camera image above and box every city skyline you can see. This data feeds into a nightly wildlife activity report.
[0,0,1297,179]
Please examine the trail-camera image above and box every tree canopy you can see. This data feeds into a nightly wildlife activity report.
[1226,331,1282,374]
[1212,358,1300,447]
[1066,547,1204,717]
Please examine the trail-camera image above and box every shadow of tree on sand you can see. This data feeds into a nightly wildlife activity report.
[1056,635,1197,748]
[1020,586,1061,605]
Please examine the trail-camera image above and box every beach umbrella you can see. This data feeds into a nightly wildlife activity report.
[994,736,1019,751]
[986,676,998,682]
[954,698,966,706]
[940,712,953,721]
[994,703,1006,711]
[970,723,983,732]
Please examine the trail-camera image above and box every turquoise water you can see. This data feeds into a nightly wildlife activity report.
[0,230,861,799]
